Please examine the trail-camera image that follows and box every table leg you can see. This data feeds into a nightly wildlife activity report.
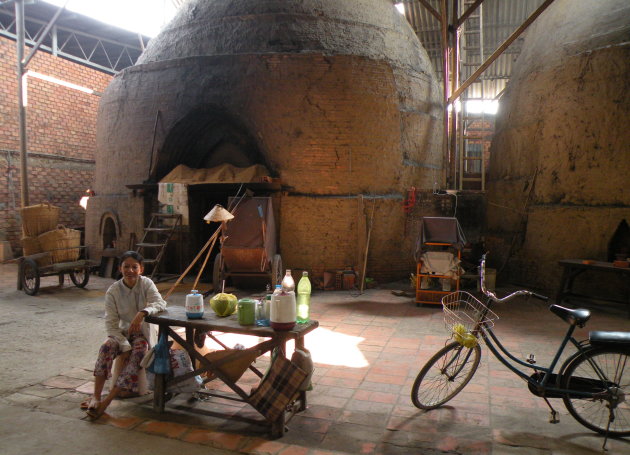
[295,335,308,412]
[154,373,166,413]
[269,412,285,439]
[556,267,585,305]
[555,267,571,304]
[153,324,167,413]
[185,326,195,361]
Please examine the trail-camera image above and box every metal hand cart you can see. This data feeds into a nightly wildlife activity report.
[213,197,282,290]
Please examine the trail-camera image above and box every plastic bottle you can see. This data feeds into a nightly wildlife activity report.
[296,271,311,323]
[270,284,296,331]
[281,269,295,292]
[185,289,204,319]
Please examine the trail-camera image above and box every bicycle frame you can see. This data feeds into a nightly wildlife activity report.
[469,253,616,399]
[481,326,587,396]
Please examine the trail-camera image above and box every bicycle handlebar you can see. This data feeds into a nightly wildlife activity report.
[479,253,549,303]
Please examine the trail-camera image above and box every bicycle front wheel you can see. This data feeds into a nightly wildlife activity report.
[561,347,630,436]
[411,341,481,410]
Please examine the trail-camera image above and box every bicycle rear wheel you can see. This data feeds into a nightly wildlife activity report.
[411,341,481,410]
[560,347,630,436]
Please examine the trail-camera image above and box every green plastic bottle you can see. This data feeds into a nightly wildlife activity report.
[296,271,311,323]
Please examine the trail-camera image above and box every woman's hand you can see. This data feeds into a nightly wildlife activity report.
[129,311,146,334]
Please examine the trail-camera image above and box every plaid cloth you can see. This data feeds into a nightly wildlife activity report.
[249,355,307,422]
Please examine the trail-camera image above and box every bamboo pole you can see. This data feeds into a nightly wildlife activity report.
[163,226,221,300]
[192,231,219,291]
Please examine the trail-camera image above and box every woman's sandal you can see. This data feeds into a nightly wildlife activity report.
[85,406,104,420]
[81,397,99,411]
[85,398,103,420]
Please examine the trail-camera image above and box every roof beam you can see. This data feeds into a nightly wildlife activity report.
[455,0,484,28]
[418,0,441,22]
[448,0,557,104]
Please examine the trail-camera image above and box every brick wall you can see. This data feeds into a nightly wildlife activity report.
[0,38,111,254]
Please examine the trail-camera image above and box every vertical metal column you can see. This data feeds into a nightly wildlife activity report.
[440,0,450,188]
[449,0,460,190]
[15,0,29,207]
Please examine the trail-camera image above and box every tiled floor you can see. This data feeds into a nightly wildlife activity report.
[2,262,630,454]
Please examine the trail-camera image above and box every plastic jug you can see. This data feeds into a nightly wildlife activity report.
[185,290,204,319]
[270,284,296,331]
[297,271,311,323]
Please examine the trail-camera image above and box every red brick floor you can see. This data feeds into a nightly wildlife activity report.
[5,266,630,454]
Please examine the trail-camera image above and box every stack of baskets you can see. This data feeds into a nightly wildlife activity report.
[20,204,81,265]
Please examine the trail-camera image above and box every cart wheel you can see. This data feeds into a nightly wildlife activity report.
[70,267,90,288]
[21,258,40,296]
[213,253,223,292]
[271,254,283,286]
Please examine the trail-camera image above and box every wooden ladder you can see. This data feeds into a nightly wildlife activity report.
[136,213,182,281]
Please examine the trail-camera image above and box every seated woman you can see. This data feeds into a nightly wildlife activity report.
[83,251,166,419]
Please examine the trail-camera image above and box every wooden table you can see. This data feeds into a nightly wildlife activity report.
[145,306,318,437]
[556,259,630,318]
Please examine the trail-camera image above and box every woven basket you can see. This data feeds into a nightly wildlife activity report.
[21,236,41,256]
[37,225,80,263]
[21,236,51,267]
[20,204,60,237]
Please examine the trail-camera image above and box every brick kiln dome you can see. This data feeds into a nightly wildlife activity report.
[89,0,443,281]
[486,0,630,288]
[138,0,430,74]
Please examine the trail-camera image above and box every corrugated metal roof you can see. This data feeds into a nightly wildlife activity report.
[398,0,546,99]
[0,1,147,73]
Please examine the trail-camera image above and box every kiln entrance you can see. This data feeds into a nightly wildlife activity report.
[155,106,267,182]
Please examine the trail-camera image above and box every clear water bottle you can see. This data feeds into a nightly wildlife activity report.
[297,271,311,323]
[281,269,295,292]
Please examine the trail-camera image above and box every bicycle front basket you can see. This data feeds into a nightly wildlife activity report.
[442,291,498,334]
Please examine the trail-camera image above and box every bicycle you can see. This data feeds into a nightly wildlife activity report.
[411,253,629,448]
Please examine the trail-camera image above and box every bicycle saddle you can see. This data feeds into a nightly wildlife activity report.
[549,304,591,327]
[589,331,630,348]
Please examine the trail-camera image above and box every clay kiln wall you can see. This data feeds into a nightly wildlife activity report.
[0,37,111,253]
[89,0,443,281]
[486,0,630,290]
[90,52,442,280]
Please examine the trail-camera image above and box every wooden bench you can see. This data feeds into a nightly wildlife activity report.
[556,259,630,318]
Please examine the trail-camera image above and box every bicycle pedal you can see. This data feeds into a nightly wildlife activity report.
[526,354,536,364]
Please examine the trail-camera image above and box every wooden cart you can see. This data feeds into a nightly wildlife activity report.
[16,247,97,296]
[213,197,282,290]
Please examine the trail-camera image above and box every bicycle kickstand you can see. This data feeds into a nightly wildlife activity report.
[543,397,559,424]
[602,407,615,452]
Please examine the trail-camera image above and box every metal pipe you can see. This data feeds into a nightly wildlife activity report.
[449,0,459,189]
[440,0,450,187]
[15,0,28,207]
[449,0,557,104]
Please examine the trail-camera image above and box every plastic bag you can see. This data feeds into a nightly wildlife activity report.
[148,332,171,375]
[146,349,202,393]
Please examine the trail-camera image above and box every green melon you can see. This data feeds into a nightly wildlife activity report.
[210,292,237,317]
